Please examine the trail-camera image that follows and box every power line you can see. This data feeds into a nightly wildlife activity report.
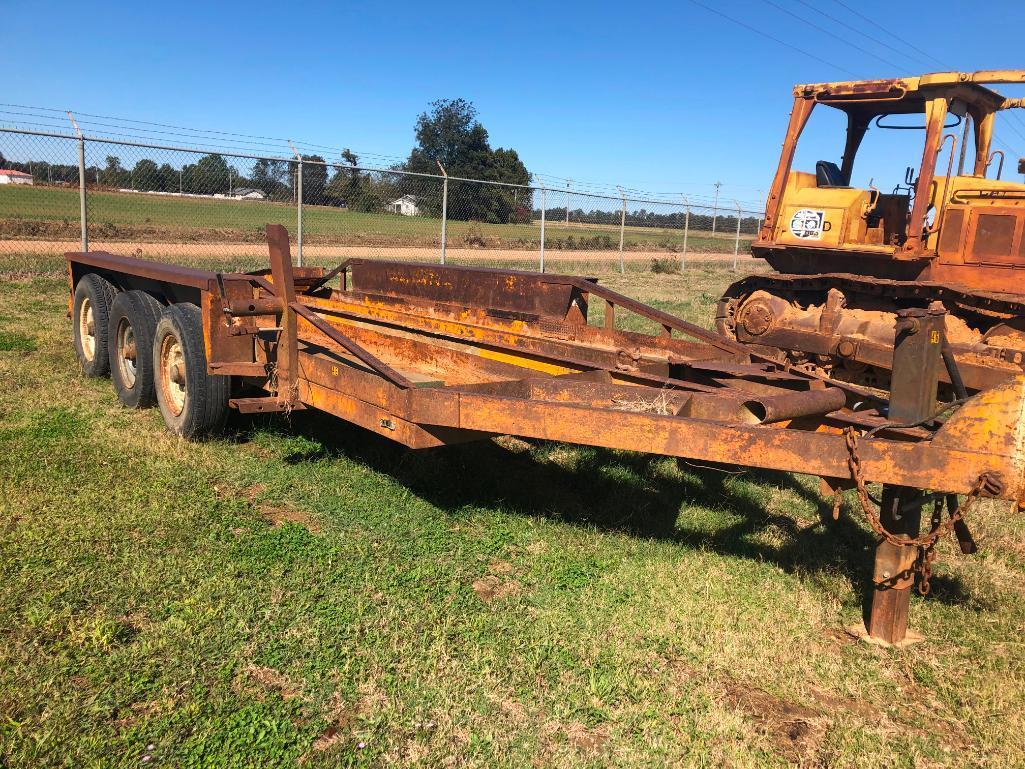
[758,0,907,72]
[1004,110,1025,147]
[0,102,412,167]
[993,137,1022,164]
[788,0,930,71]
[684,0,859,78]
[0,102,294,146]
[828,0,948,69]
[1000,113,1025,147]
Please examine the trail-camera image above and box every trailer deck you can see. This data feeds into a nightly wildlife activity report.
[65,225,1025,646]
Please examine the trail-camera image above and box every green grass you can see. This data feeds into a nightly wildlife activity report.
[2,266,1024,767]
[0,184,751,253]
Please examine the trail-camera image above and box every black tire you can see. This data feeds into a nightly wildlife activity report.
[152,303,230,439]
[108,290,164,408]
[72,273,118,377]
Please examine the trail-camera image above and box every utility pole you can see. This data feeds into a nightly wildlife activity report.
[565,179,571,225]
[711,181,722,235]
[179,168,183,195]
[228,166,233,197]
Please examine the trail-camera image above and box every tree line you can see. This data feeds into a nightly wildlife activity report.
[535,206,761,233]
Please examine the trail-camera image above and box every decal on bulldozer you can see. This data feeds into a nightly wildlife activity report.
[789,208,826,240]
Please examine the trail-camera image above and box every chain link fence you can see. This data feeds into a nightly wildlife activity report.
[0,127,763,275]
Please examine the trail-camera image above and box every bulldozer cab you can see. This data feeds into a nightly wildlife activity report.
[760,72,1025,274]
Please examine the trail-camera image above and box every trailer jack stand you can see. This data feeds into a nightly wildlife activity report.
[847,486,927,647]
[852,306,946,646]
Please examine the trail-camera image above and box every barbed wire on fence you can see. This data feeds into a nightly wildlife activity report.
[0,126,765,274]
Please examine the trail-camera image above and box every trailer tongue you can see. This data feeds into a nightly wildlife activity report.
[67,225,1025,646]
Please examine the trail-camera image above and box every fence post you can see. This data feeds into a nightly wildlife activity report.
[565,179,571,225]
[288,141,303,267]
[67,111,87,252]
[437,161,448,264]
[680,195,689,272]
[711,181,721,235]
[539,180,546,273]
[617,186,626,275]
[733,199,742,270]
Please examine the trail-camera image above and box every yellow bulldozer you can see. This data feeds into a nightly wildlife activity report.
[717,71,1025,396]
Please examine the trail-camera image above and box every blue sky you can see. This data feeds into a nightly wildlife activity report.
[6,0,1025,207]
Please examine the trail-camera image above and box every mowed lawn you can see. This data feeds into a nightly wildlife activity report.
[0,184,751,252]
[2,261,1025,768]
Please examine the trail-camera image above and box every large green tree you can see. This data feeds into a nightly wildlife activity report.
[324,149,382,211]
[251,158,291,200]
[300,154,328,204]
[403,99,530,223]
[132,159,160,191]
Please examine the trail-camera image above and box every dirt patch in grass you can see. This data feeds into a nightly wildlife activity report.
[309,694,357,754]
[721,674,974,761]
[565,722,610,755]
[472,559,522,602]
[234,483,322,532]
[241,664,302,701]
[721,678,826,763]
[472,575,521,602]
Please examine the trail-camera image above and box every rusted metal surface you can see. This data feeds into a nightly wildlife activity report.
[65,250,217,290]
[347,259,593,323]
[66,224,1025,643]
[727,71,1025,398]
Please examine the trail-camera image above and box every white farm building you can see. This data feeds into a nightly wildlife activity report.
[0,169,33,185]
[386,194,420,216]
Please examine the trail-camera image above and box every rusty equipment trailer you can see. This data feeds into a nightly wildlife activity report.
[67,225,1025,647]
[719,71,1025,396]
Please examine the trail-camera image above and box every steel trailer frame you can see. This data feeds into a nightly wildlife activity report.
[66,225,1025,646]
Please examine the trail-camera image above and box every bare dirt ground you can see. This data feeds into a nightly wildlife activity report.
[0,239,759,265]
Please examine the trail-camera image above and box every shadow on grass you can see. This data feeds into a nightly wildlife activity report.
[230,410,977,609]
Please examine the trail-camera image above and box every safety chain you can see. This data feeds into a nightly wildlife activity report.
[841,427,990,595]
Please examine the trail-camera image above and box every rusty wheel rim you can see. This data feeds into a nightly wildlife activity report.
[159,334,186,417]
[78,297,95,361]
[116,318,137,389]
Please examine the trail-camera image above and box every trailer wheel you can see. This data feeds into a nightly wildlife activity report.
[108,290,164,408]
[73,273,118,377]
[153,303,230,439]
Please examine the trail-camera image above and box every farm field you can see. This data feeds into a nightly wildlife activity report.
[2,258,1025,767]
[0,184,753,253]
